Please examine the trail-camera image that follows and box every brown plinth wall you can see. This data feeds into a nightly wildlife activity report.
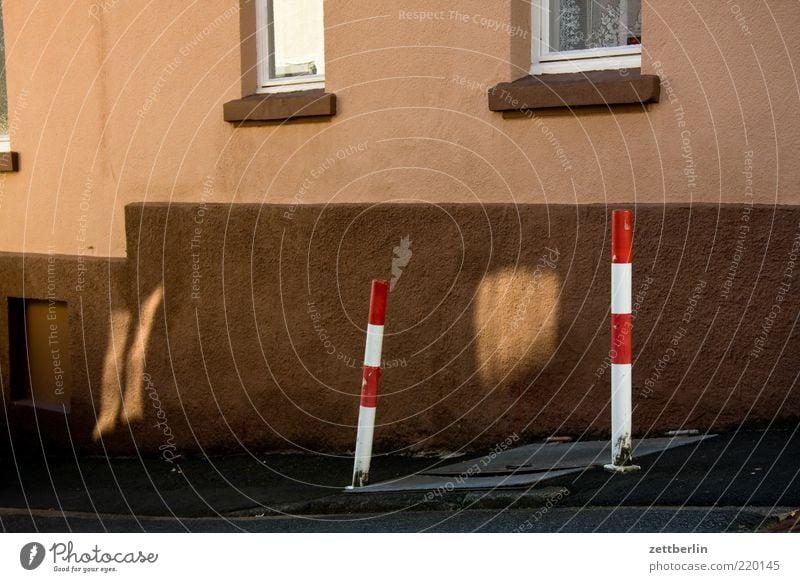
[1,203,799,455]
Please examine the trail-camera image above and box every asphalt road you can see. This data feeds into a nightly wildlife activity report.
[0,506,778,533]
[1,428,798,532]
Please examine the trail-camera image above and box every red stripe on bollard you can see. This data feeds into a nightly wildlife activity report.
[612,209,633,264]
[360,366,380,408]
[368,280,389,325]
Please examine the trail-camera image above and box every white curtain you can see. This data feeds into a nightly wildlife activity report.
[552,0,642,51]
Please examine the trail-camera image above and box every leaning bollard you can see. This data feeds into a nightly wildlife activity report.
[350,279,389,488]
[605,209,641,474]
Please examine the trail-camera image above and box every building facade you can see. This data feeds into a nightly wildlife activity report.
[0,1,798,456]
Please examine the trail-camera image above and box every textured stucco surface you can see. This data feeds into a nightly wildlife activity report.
[0,252,129,449]
[3,203,797,454]
[0,1,797,257]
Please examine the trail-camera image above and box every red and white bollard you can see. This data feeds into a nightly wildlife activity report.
[605,209,640,474]
[350,279,389,488]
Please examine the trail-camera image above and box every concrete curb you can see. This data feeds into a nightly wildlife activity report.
[226,486,571,517]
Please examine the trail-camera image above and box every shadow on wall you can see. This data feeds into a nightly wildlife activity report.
[106,202,573,456]
[0,252,174,458]
[3,203,799,458]
[97,202,800,456]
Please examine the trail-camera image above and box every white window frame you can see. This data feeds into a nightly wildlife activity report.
[256,0,324,94]
[0,1,9,151]
[531,0,641,75]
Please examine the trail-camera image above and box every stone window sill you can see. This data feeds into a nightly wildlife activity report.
[488,69,660,112]
[0,152,20,172]
[223,89,336,124]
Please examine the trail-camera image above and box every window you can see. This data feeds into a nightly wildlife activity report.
[0,0,9,151]
[532,0,642,75]
[256,0,325,93]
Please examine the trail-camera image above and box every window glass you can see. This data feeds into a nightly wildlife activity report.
[268,0,324,80]
[549,0,641,52]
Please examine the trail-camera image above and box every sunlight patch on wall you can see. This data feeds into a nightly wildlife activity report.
[92,307,131,440]
[474,253,561,387]
[92,285,163,440]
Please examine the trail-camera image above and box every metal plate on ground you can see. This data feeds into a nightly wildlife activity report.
[423,435,712,476]
[346,468,582,494]
[346,435,714,494]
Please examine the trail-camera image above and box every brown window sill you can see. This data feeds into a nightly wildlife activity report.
[0,152,20,172]
[223,89,336,123]
[488,68,660,112]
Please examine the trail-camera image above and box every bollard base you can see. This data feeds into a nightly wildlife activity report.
[351,468,369,489]
[603,463,641,474]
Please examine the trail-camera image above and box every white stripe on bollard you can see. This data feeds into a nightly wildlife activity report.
[363,324,384,367]
[353,405,376,480]
[610,363,632,459]
[611,263,632,314]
